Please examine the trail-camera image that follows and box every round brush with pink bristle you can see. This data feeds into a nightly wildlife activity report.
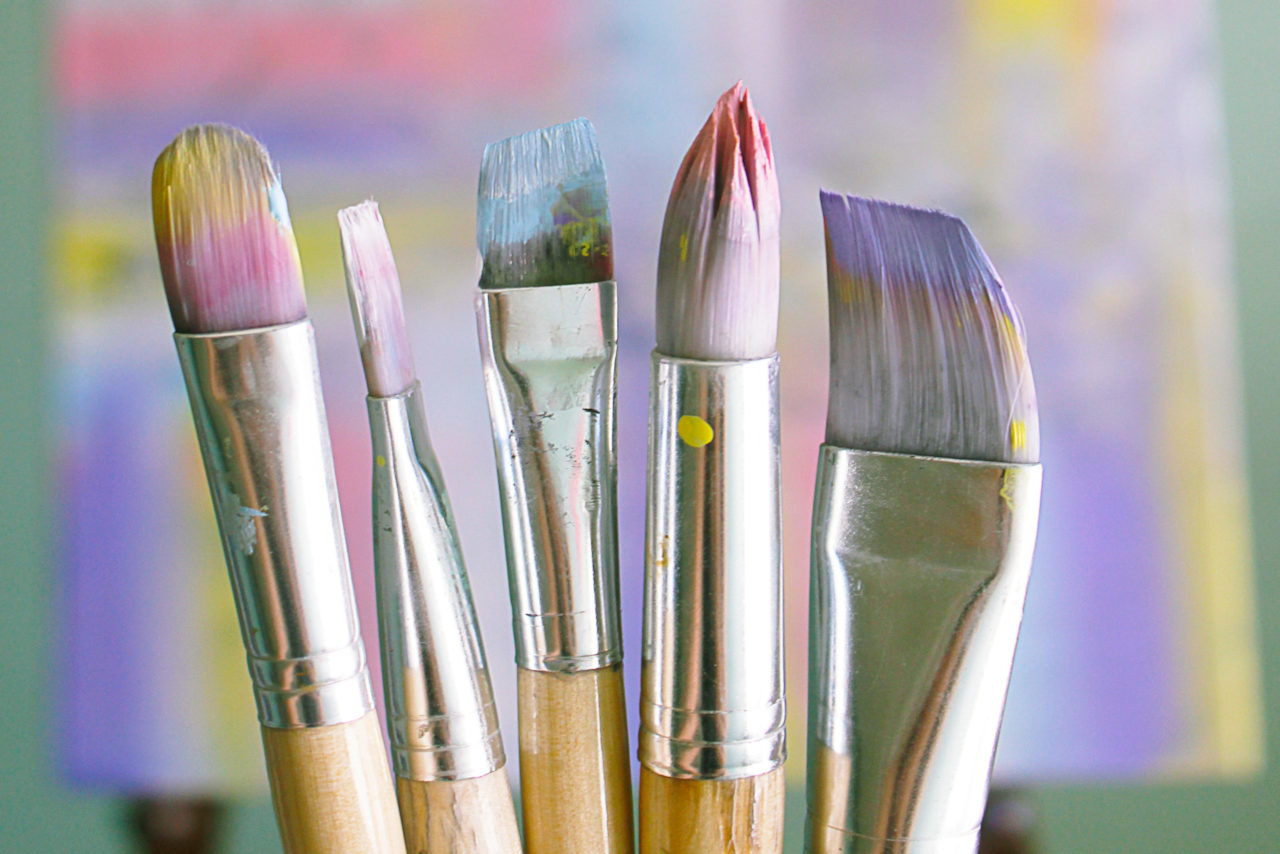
[639,82,786,854]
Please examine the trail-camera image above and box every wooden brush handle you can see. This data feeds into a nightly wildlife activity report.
[395,771,522,854]
[639,766,784,854]
[518,663,635,854]
[260,711,406,854]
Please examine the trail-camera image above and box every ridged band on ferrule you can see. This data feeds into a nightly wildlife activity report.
[367,389,505,781]
[640,353,786,780]
[476,281,623,673]
[805,446,1042,852]
[174,321,373,729]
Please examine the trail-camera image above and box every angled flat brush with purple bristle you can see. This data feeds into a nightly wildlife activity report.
[153,124,404,854]
[806,192,1042,854]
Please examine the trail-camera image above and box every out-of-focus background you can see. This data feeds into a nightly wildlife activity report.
[2,0,1278,851]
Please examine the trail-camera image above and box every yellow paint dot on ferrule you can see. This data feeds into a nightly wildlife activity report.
[376,454,387,467]
[677,415,714,448]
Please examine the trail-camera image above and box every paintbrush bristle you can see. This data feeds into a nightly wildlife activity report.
[476,117,613,288]
[656,81,780,361]
[822,192,1039,464]
[339,201,416,397]
[152,124,306,333]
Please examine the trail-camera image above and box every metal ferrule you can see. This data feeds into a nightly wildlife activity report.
[367,387,504,781]
[805,446,1042,854]
[476,281,622,673]
[639,353,786,780]
[174,321,373,729]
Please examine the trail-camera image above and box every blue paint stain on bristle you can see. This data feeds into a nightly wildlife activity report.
[476,117,609,254]
[266,174,292,230]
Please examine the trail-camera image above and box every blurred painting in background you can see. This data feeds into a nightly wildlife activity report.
[54,0,1263,802]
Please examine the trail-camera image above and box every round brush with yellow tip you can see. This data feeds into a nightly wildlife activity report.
[152,124,404,854]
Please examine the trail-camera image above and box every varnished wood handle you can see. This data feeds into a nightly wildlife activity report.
[395,770,522,854]
[806,743,851,854]
[639,766,784,854]
[259,711,407,854]
[518,663,634,854]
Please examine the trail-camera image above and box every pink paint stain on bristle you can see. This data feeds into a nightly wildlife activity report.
[162,211,306,334]
[674,82,777,224]
[338,201,416,398]
[657,81,781,361]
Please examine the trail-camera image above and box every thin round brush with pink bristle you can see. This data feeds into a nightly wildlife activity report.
[338,200,520,854]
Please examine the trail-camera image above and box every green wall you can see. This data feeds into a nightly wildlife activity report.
[0,1,1275,850]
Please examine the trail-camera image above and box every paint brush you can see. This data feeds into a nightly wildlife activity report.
[639,82,785,854]
[475,117,634,854]
[806,193,1042,854]
[152,124,405,854]
[339,201,521,854]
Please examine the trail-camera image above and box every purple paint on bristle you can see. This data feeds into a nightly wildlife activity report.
[152,124,307,334]
[338,200,417,397]
[820,190,1039,464]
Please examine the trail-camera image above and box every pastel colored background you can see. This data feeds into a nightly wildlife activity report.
[2,0,1278,851]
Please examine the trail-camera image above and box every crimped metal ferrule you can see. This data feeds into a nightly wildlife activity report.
[805,446,1042,854]
[367,387,504,781]
[476,281,622,673]
[639,353,786,780]
[175,321,373,729]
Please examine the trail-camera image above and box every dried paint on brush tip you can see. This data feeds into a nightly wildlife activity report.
[476,117,613,288]
[339,201,416,397]
[656,81,780,361]
[820,191,1039,464]
[152,123,306,334]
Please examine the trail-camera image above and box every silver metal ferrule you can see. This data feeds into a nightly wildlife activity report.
[805,446,1042,854]
[367,387,504,782]
[476,281,622,673]
[174,321,373,729]
[639,353,786,780]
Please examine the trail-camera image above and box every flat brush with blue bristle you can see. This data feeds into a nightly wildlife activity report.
[475,118,633,854]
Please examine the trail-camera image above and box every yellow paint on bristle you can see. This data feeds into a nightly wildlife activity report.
[677,415,714,448]
[1009,420,1026,453]
[376,454,387,468]
[679,233,689,263]
[152,124,302,280]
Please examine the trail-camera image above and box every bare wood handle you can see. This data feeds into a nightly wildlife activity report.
[518,664,634,854]
[639,766,784,854]
[260,711,406,854]
[395,770,522,854]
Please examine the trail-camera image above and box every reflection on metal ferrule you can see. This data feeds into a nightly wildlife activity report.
[476,281,622,673]
[175,321,373,729]
[640,353,786,780]
[805,446,1042,853]
[368,389,504,781]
